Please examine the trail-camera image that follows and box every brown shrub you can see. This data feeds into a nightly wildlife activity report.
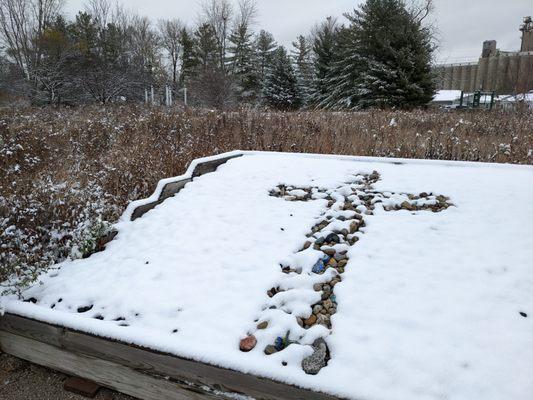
[0,105,532,294]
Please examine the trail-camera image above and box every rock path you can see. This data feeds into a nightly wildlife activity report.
[240,171,452,375]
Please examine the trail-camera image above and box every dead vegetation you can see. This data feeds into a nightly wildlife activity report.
[1,105,532,294]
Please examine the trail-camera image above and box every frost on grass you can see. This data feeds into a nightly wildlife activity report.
[1,106,531,295]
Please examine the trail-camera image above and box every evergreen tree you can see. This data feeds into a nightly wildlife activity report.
[194,23,219,72]
[179,27,197,87]
[291,35,314,107]
[317,25,365,109]
[263,46,301,110]
[228,22,259,104]
[255,30,277,95]
[310,17,339,107]
[324,0,435,109]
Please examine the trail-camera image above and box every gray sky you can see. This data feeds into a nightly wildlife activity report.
[64,0,532,63]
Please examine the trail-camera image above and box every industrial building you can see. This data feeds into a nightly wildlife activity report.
[434,17,533,95]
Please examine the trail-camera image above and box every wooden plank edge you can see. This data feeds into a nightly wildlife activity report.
[131,153,243,221]
[0,330,221,400]
[0,313,342,400]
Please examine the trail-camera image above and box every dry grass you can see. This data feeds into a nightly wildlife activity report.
[1,105,532,293]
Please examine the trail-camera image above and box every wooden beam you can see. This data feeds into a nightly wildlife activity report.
[0,313,341,400]
[0,331,219,400]
[131,154,243,221]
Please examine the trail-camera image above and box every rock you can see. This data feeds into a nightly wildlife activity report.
[338,259,348,268]
[322,299,333,310]
[419,192,428,198]
[322,284,331,292]
[302,338,328,375]
[313,283,322,291]
[349,221,359,233]
[401,201,414,211]
[257,321,269,330]
[325,233,340,244]
[302,241,312,250]
[313,304,323,314]
[264,345,278,355]
[329,307,337,315]
[77,305,93,313]
[315,237,326,246]
[321,292,330,300]
[334,253,347,262]
[312,259,326,274]
[239,335,257,352]
[304,314,317,326]
[323,248,336,256]
[297,317,304,327]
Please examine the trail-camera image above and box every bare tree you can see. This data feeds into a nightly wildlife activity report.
[84,0,112,28]
[130,16,161,76]
[0,0,63,79]
[409,0,434,24]
[234,0,257,30]
[158,19,183,86]
[201,0,233,70]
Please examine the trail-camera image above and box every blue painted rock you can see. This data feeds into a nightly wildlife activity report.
[312,260,325,274]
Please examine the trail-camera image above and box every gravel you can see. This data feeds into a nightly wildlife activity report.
[0,352,136,400]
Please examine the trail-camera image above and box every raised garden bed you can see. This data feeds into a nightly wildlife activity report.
[1,152,532,400]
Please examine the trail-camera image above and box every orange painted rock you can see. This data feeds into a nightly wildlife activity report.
[239,335,257,352]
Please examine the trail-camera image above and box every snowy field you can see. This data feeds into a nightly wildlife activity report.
[2,152,533,400]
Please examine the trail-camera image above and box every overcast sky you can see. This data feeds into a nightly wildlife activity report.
[65,0,532,63]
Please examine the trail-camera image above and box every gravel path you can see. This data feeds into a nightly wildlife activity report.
[0,351,136,400]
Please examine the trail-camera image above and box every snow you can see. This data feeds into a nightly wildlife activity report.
[2,152,533,400]
[432,90,462,102]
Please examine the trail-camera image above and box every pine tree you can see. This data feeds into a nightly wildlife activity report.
[228,23,259,104]
[310,17,339,107]
[179,27,197,87]
[325,0,435,109]
[317,25,365,109]
[291,35,314,107]
[255,30,277,96]
[263,46,301,110]
[194,23,219,72]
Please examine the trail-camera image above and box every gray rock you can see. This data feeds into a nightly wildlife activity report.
[302,338,328,375]
[264,345,278,355]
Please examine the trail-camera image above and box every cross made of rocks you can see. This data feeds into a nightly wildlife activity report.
[239,171,452,375]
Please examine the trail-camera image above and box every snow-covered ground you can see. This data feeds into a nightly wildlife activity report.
[2,152,533,400]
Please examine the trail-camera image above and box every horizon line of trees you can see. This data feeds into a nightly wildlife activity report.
[0,0,437,110]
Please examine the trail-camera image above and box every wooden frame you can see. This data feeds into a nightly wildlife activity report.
[0,313,340,400]
[131,154,243,221]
